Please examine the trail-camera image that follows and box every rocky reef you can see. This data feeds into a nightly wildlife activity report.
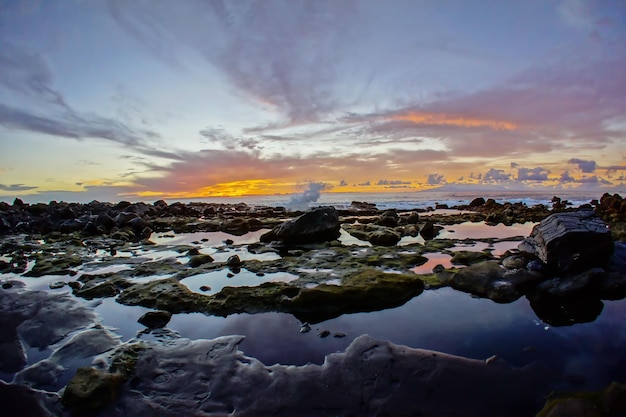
[1,194,625,416]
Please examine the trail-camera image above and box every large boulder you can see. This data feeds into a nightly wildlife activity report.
[518,209,613,275]
[260,206,340,245]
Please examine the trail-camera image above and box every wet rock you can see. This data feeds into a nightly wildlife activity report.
[469,197,486,207]
[501,255,529,270]
[138,310,172,329]
[0,323,26,373]
[114,212,138,227]
[24,254,82,277]
[374,210,399,227]
[450,250,494,266]
[300,323,311,333]
[188,254,214,268]
[49,281,66,289]
[518,209,613,275]
[420,220,441,240]
[536,382,626,417]
[62,367,124,413]
[318,329,331,338]
[451,261,523,303]
[367,228,401,246]
[260,206,340,245]
[226,254,242,268]
[103,334,554,417]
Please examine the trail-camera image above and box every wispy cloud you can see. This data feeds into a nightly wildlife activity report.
[0,183,38,192]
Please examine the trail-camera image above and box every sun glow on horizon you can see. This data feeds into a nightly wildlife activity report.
[389,111,518,131]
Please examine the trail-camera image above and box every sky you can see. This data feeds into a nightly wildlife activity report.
[1,0,625,203]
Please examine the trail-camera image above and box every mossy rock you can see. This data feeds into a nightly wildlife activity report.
[24,254,83,277]
[289,269,424,322]
[188,254,214,267]
[450,250,494,266]
[62,367,125,413]
[117,278,207,312]
[536,382,626,417]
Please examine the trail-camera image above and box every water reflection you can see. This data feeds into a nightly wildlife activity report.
[439,222,535,240]
[180,269,298,294]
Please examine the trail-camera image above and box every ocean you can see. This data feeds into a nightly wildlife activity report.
[168,189,609,211]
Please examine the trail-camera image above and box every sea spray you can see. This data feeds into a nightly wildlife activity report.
[285,182,328,211]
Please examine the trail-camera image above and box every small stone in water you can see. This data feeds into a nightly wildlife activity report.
[49,281,66,289]
[333,332,347,338]
[224,239,234,245]
[300,323,311,333]
[201,238,209,242]
[68,281,81,290]
[199,286,211,292]
[318,330,331,338]
[256,272,265,277]
[227,272,235,278]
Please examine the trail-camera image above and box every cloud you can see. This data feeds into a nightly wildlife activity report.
[0,103,156,147]
[427,173,445,185]
[559,171,576,183]
[0,183,38,192]
[377,179,411,186]
[517,167,550,181]
[483,168,512,182]
[0,40,69,109]
[107,0,365,124]
[358,181,371,186]
[568,158,597,173]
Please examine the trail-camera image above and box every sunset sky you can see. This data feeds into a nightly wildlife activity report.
[1,0,625,202]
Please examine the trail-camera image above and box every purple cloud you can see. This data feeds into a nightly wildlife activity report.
[568,158,597,173]
[517,167,550,181]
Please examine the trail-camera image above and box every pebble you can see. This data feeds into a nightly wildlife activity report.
[300,323,311,333]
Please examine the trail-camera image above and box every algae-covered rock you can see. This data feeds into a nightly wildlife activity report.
[23,254,83,277]
[450,250,494,266]
[451,261,521,303]
[188,254,214,267]
[62,367,124,413]
[117,278,206,313]
[536,382,626,417]
[367,228,401,246]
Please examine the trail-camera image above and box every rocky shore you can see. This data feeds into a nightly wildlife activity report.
[1,193,625,416]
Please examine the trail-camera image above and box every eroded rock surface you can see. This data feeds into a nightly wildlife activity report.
[87,334,554,417]
[260,206,341,245]
[519,210,613,275]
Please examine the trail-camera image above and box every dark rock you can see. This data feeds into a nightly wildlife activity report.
[96,213,116,231]
[226,254,242,268]
[501,255,529,270]
[404,211,420,224]
[114,212,138,227]
[367,228,401,246]
[138,310,172,329]
[318,330,330,338]
[469,197,486,207]
[0,380,61,417]
[451,261,522,303]
[374,210,399,227]
[420,220,440,240]
[58,218,84,233]
[188,254,214,268]
[260,207,340,245]
[518,210,613,275]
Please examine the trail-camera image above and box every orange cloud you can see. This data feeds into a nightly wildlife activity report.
[389,111,518,131]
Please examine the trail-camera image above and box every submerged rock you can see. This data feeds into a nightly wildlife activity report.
[62,367,124,414]
[518,209,613,275]
[260,206,340,245]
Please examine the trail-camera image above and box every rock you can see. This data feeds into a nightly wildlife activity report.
[527,291,603,327]
[318,329,331,338]
[188,254,214,267]
[501,255,529,270]
[101,334,554,417]
[404,211,420,224]
[374,210,399,227]
[420,220,441,240]
[518,209,613,275]
[226,254,242,268]
[450,250,494,266]
[469,197,486,207]
[62,367,124,413]
[367,228,401,246]
[451,261,522,303]
[260,206,340,245]
[114,212,138,227]
[138,310,172,329]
